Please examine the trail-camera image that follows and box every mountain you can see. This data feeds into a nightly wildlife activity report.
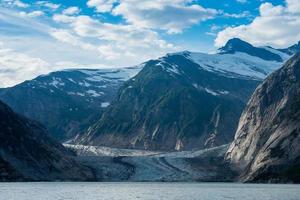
[226,54,300,183]
[278,41,300,55]
[218,38,283,62]
[0,66,142,141]
[1,38,298,149]
[0,100,93,181]
[78,39,295,151]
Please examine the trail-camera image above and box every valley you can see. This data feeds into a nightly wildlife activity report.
[0,38,299,183]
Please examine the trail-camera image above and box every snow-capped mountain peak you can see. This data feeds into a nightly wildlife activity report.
[218,38,283,62]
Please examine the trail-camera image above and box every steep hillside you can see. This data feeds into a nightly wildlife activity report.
[226,54,300,183]
[0,100,93,181]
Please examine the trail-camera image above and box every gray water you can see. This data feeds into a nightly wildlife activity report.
[0,182,299,200]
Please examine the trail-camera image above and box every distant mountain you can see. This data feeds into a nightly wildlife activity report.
[226,54,300,183]
[218,38,283,62]
[278,41,300,55]
[0,66,142,141]
[78,39,297,151]
[0,100,93,181]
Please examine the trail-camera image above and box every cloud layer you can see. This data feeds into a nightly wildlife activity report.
[215,0,300,47]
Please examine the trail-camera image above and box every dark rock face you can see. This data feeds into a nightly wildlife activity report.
[0,67,141,141]
[0,101,94,181]
[226,54,300,183]
[219,38,283,62]
[79,54,260,151]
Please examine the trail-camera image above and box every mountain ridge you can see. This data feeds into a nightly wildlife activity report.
[0,65,142,141]
[0,38,298,146]
[218,38,283,62]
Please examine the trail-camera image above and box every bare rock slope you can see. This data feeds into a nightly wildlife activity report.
[226,54,300,182]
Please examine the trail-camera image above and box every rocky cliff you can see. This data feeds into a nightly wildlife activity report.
[226,54,300,183]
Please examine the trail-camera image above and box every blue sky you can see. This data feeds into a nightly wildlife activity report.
[0,0,299,87]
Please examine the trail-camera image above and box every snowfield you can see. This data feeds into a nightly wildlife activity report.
[187,52,283,80]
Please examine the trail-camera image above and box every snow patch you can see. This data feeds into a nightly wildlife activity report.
[79,81,91,87]
[49,77,65,88]
[86,90,104,97]
[68,92,85,96]
[101,102,110,108]
[219,90,229,95]
[204,88,218,96]
[68,78,76,83]
[156,62,181,76]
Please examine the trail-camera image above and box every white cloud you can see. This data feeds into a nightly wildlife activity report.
[36,1,60,10]
[13,0,29,8]
[50,29,97,51]
[0,44,50,87]
[19,10,44,18]
[62,7,80,15]
[87,0,117,13]
[222,11,251,19]
[52,14,177,60]
[286,0,300,14]
[112,0,217,34]
[236,0,247,4]
[2,0,29,8]
[215,0,300,48]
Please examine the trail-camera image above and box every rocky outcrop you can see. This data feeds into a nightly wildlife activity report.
[0,100,94,181]
[226,54,300,183]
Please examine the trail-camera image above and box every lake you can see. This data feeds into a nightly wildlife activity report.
[0,182,299,200]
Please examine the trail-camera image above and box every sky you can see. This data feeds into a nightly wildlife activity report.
[0,0,299,87]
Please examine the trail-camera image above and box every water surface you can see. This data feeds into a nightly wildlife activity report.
[0,182,299,200]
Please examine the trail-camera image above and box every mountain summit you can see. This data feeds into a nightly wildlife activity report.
[219,38,283,62]
[279,41,300,55]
